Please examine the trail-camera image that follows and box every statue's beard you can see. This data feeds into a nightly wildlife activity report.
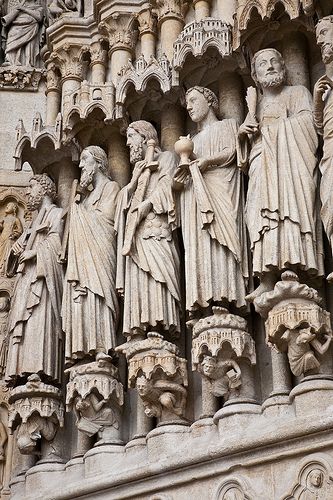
[27,194,42,211]
[322,44,333,64]
[130,143,144,165]
[260,72,285,88]
[80,169,94,189]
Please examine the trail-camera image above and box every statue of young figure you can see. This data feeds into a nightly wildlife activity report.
[116,120,181,339]
[0,202,22,275]
[62,146,120,365]
[1,0,44,67]
[314,16,333,281]
[174,87,248,316]
[5,175,64,386]
[239,48,323,301]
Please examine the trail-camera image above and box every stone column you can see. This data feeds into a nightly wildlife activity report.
[108,127,130,188]
[57,49,84,120]
[219,72,244,123]
[45,63,61,127]
[216,0,236,25]
[157,0,185,61]
[137,5,157,60]
[193,0,211,21]
[90,42,107,85]
[282,32,310,88]
[161,102,185,152]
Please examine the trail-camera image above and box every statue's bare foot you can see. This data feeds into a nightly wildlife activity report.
[245,279,275,303]
[327,272,333,283]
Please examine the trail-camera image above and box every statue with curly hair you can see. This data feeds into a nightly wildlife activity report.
[174,86,248,316]
[62,146,120,365]
[5,174,64,385]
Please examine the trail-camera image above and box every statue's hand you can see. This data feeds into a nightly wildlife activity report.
[238,117,259,138]
[18,249,36,264]
[11,240,24,256]
[314,75,331,101]
[174,165,189,184]
[134,199,152,222]
[190,158,209,173]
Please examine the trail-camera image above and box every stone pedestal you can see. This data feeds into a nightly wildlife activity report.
[289,375,333,417]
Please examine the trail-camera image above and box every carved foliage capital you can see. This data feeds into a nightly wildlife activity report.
[154,0,187,22]
[90,43,108,66]
[137,5,157,36]
[49,45,85,81]
[99,14,137,54]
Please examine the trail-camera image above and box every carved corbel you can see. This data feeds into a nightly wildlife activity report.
[254,271,332,377]
[117,333,188,424]
[192,307,256,406]
[66,353,124,445]
[8,374,64,456]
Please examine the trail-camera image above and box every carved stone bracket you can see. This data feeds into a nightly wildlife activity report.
[65,353,124,445]
[8,374,64,455]
[115,54,171,119]
[0,67,45,91]
[117,333,188,424]
[254,271,332,377]
[192,307,256,402]
[173,19,232,70]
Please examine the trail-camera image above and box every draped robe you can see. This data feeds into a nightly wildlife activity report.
[318,84,333,249]
[5,204,64,384]
[62,178,120,364]
[116,151,181,337]
[242,85,323,277]
[179,119,248,311]
[0,214,22,274]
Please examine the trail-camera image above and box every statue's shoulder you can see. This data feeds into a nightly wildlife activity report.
[103,177,120,197]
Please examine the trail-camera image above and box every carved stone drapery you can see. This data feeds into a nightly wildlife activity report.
[66,354,124,445]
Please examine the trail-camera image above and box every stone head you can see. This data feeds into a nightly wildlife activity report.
[5,202,18,215]
[307,469,324,488]
[201,355,217,378]
[27,174,57,211]
[126,120,159,165]
[185,86,219,123]
[316,16,333,64]
[251,48,286,89]
[79,146,108,189]
[136,375,151,396]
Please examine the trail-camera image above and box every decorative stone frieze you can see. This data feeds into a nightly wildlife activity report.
[255,271,332,377]
[173,19,232,70]
[0,67,45,91]
[66,353,124,445]
[117,333,188,424]
[8,374,64,455]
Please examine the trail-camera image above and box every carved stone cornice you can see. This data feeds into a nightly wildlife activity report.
[137,3,157,36]
[99,13,137,55]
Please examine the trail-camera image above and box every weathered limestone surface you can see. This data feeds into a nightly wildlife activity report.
[1,1,333,499]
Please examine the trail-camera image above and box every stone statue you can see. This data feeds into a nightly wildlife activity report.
[1,0,44,67]
[115,120,181,340]
[0,201,22,274]
[201,355,242,400]
[0,295,10,375]
[314,16,333,281]
[62,146,120,365]
[280,327,331,377]
[48,0,81,23]
[238,48,323,301]
[174,86,248,316]
[5,174,64,386]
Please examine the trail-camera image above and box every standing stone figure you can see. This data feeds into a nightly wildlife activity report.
[5,174,64,385]
[174,86,248,315]
[239,48,323,301]
[1,0,44,67]
[116,121,181,339]
[62,146,120,365]
[314,16,333,281]
[0,202,22,274]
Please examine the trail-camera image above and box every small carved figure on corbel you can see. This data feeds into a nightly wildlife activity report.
[278,328,331,378]
[136,374,187,422]
[201,355,242,400]
[0,202,22,275]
